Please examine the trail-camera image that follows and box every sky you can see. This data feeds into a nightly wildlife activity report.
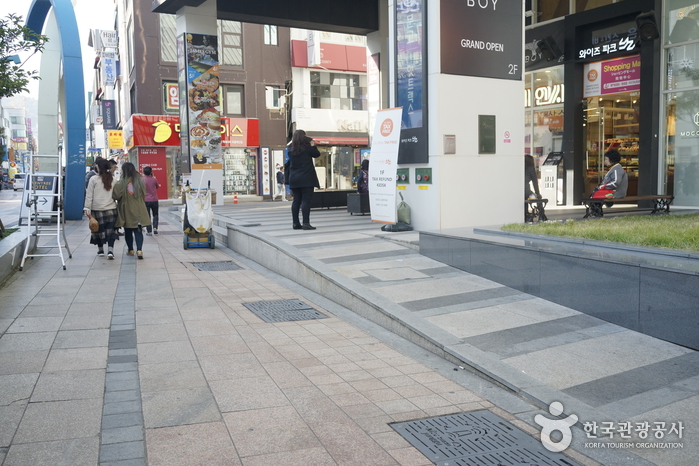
[1,0,116,98]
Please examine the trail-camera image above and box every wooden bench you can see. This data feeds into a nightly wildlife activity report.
[525,198,548,222]
[582,195,674,218]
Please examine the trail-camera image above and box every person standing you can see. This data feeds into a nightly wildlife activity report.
[276,166,287,201]
[142,166,160,235]
[113,162,151,259]
[84,158,119,259]
[357,159,369,194]
[285,129,320,230]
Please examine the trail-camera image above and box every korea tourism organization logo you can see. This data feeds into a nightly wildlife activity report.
[380,118,394,137]
[587,69,598,82]
[535,401,685,452]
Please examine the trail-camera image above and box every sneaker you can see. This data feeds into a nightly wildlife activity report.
[153,229,158,235]
[127,250,135,256]
[97,249,105,256]
[107,250,114,260]
[146,232,153,236]
[137,251,144,260]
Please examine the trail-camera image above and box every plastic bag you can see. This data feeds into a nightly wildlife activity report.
[397,192,411,224]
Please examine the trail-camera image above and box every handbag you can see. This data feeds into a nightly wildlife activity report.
[88,215,99,232]
[591,189,615,199]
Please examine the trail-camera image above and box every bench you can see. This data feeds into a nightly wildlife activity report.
[525,198,548,223]
[582,195,674,218]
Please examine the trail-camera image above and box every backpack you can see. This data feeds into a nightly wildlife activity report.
[359,169,369,193]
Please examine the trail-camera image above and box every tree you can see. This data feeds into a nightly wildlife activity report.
[0,13,48,99]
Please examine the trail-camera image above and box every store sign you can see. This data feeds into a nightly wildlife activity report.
[164,83,179,112]
[101,52,117,87]
[396,0,428,164]
[107,130,123,149]
[259,147,271,197]
[127,114,259,148]
[440,0,522,80]
[100,30,118,49]
[102,100,117,130]
[584,55,640,97]
[578,22,638,59]
[524,83,565,108]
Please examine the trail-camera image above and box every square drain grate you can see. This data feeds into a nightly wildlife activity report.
[243,300,328,323]
[391,410,581,466]
[192,261,242,271]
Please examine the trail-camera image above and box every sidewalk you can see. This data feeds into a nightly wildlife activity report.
[0,202,691,465]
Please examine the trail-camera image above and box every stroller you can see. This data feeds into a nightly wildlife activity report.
[182,180,215,249]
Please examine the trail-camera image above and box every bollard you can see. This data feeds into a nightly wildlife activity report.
[233,192,238,204]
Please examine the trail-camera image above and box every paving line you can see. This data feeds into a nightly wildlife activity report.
[99,254,147,466]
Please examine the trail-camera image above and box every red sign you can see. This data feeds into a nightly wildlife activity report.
[138,147,168,200]
[291,40,367,72]
[127,115,259,147]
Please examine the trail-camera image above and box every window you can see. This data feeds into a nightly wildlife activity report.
[10,116,24,125]
[160,14,177,62]
[11,129,26,138]
[224,85,244,116]
[264,25,278,45]
[265,86,285,108]
[310,72,367,110]
[127,21,134,72]
[219,20,243,66]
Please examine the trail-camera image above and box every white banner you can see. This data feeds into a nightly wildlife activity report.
[369,107,402,224]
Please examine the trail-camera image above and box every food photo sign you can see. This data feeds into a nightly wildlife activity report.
[180,33,222,169]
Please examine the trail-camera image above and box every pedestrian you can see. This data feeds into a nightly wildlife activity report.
[276,166,287,201]
[84,158,119,259]
[112,162,151,259]
[142,166,160,235]
[357,159,369,194]
[285,129,320,230]
[109,159,124,236]
[85,158,101,190]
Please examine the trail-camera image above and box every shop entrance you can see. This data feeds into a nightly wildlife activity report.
[583,91,640,197]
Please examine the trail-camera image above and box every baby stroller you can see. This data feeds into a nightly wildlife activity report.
[182,181,215,249]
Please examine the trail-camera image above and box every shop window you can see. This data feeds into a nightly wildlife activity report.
[219,20,243,67]
[224,85,244,116]
[264,25,278,46]
[525,0,569,26]
[223,148,257,195]
[160,15,177,62]
[524,67,564,168]
[310,72,367,110]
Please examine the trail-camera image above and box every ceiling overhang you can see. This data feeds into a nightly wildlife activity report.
[152,0,380,35]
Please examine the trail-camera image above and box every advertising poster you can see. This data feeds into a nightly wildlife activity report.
[440,0,522,80]
[369,108,403,224]
[584,55,641,98]
[138,147,169,200]
[184,33,222,169]
[396,0,428,164]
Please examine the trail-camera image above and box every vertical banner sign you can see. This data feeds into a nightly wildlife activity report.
[396,0,428,164]
[164,83,179,113]
[440,0,522,80]
[138,147,168,200]
[182,33,222,170]
[259,147,272,197]
[177,34,190,171]
[369,108,403,224]
[102,100,117,130]
[101,51,117,87]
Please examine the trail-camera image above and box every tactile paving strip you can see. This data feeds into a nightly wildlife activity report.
[243,299,328,323]
[391,410,581,466]
[192,261,242,271]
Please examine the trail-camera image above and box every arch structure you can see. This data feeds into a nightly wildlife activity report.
[26,0,86,220]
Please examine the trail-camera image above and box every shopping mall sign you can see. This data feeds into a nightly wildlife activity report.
[124,115,259,148]
[583,55,640,98]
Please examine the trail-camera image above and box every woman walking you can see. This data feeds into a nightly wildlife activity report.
[285,129,320,230]
[142,166,160,236]
[113,163,151,259]
[84,158,119,259]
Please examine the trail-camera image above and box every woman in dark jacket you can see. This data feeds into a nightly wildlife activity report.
[285,129,321,230]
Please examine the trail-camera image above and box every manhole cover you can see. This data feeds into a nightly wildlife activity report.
[192,261,242,271]
[243,300,328,323]
[391,410,581,466]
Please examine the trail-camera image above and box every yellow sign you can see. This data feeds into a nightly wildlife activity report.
[108,130,123,149]
[418,185,429,190]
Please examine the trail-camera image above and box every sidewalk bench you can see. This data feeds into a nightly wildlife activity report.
[524,198,548,222]
[582,194,674,218]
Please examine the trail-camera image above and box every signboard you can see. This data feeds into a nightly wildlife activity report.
[584,55,640,98]
[102,100,117,130]
[100,30,118,49]
[181,33,222,168]
[369,108,403,224]
[259,147,272,197]
[107,130,123,149]
[164,83,179,113]
[578,22,637,60]
[126,115,259,148]
[396,0,428,164]
[101,52,117,87]
[478,115,496,154]
[138,147,168,200]
[440,0,522,80]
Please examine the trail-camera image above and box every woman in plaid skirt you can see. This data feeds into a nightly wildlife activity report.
[84,158,119,259]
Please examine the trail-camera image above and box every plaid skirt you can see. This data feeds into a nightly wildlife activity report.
[90,208,119,245]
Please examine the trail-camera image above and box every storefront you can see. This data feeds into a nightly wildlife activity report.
[526,0,660,206]
[123,115,260,199]
[305,134,368,191]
